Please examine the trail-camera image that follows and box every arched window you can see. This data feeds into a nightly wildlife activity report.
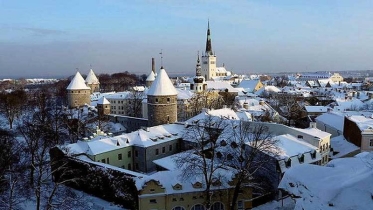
[191,204,205,210]
[172,207,185,210]
[211,202,224,210]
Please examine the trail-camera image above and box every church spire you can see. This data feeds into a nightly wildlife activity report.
[205,20,212,55]
[196,51,201,77]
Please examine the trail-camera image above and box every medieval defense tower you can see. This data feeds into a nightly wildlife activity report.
[85,69,100,93]
[66,72,91,108]
[147,67,177,127]
[201,21,217,81]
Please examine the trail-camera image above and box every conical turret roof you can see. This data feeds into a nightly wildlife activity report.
[67,72,90,90]
[146,70,156,81]
[97,96,110,105]
[147,68,177,96]
[85,69,100,84]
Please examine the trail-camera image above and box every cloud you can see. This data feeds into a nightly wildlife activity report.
[2,25,67,36]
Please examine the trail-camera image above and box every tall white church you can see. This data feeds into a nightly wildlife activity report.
[201,21,230,81]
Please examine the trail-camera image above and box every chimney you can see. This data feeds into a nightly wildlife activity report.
[243,102,249,110]
[152,57,155,74]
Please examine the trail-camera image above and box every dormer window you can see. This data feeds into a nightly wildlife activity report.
[285,158,292,168]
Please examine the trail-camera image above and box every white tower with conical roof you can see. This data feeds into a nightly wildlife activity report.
[147,67,178,127]
[97,96,110,117]
[85,69,100,93]
[67,71,91,108]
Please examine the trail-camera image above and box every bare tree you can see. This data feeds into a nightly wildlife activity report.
[0,89,27,129]
[174,115,229,209]
[221,121,279,210]
[125,90,145,118]
[0,129,28,210]
[189,91,225,116]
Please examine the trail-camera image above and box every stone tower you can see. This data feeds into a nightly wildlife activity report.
[146,58,156,87]
[191,52,207,92]
[67,72,91,108]
[97,96,111,117]
[85,69,100,93]
[201,20,217,81]
[147,67,178,127]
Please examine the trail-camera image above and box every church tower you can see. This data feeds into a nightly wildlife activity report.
[147,67,178,127]
[201,20,217,81]
[85,68,100,93]
[191,52,207,92]
[67,71,91,108]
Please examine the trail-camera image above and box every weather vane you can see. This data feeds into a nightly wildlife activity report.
[159,49,163,68]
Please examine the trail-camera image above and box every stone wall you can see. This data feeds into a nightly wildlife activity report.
[147,95,177,127]
[67,90,91,108]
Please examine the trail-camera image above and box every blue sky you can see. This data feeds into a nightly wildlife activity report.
[1,0,373,78]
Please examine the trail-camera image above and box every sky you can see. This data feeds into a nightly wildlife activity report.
[1,0,373,78]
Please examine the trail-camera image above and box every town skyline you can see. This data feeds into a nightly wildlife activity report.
[1,0,373,78]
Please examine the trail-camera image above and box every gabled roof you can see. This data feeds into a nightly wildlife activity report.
[85,69,100,84]
[67,72,90,90]
[97,96,110,105]
[147,68,177,96]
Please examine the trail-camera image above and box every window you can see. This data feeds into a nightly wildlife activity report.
[118,154,122,160]
[106,158,110,164]
[169,145,173,151]
[191,204,205,210]
[162,147,165,153]
[149,199,157,204]
[172,198,177,202]
[211,202,224,210]
[237,201,243,210]
[101,159,105,163]
[135,150,138,157]
[167,97,170,103]
[150,188,155,192]
[155,98,158,103]
[370,139,373,147]
[128,151,131,158]
[128,163,131,170]
[135,163,139,170]
[156,149,159,155]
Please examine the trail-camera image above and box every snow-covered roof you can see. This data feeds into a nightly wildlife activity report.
[66,72,90,90]
[147,68,177,96]
[294,127,331,140]
[135,152,235,193]
[279,152,373,210]
[97,96,110,105]
[146,71,155,81]
[330,135,359,158]
[275,134,318,159]
[316,112,345,131]
[187,108,253,123]
[66,124,186,156]
[304,106,328,113]
[176,88,194,100]
[205,81,237,92]
[237,79,260,92]
[346,115,373,131]
[85,69,100,84]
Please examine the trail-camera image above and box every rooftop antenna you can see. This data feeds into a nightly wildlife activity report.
[159,49,163,68]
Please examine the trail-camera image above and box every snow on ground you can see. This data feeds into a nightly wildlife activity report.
[253,197,295,210]
[19,189,126,210]
[279,152,373,210]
